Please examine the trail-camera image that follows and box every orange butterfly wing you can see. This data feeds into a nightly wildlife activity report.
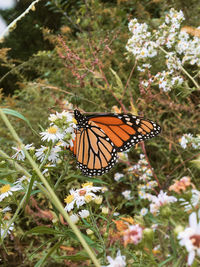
[70,118,118,176]
[70,110,161,176]
[89,114,161,152]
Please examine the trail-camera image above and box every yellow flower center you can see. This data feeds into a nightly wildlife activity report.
[64,195,74,204]
[47,126,58,134]
[82,182,93,188]
[0,184,11,194]
[85,195,92,203]
[56,141,62,146]
[72,118,77,124]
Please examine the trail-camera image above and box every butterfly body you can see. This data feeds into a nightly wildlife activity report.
[70,109,161,176]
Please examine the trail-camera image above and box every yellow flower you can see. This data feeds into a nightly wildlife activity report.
[82,182,93,188]
[0,184,10,194]
[85,195,92,203]
[64,195,74,204]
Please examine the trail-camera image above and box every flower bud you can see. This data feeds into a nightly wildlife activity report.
[86,229,94,235]
[174,225,184,236]
[143,228,154,242]
[160,205,172,217]
[94,196,103,205]
[101,207,109,214]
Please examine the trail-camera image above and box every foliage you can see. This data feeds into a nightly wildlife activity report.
[0,0,200,266]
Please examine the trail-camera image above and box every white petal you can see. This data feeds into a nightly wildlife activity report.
[188,250,195,266]
[189,212,197,228]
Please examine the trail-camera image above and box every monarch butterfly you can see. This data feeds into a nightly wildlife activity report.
[70,109,161,176]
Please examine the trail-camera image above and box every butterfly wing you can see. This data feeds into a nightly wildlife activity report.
[87,113,161,152]
[70,120,118,176]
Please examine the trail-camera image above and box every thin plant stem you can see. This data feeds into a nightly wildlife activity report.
[0,109,101,267]
[88,205,106,255]
[0,0,42,41]
[0,149,51,240]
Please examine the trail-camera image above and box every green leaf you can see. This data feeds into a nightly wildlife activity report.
[55,251,90,261]
[71,175,108,185]
[2,108,37,135]
[110,68,123,90]
[25,226,62,236]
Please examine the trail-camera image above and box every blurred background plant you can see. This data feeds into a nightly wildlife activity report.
[0,0,200,266]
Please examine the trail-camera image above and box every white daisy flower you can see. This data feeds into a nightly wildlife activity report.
[114,173,124,182]
[178,211,200,266]
[148,190,177,215]
[48,146,61,163]
[12,143,34,161]
[122,190,134,200]
[140,208,148,216]
[0,206,11,213]
[1,222,14,239]
[35,145,48,162]
[102,250,126,267]
[64,182,103,212]
[0,184,22,202]
[14,175,37,189]
[40,125,64,142]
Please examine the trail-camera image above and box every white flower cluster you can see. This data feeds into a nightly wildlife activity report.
[64,182,104,223]
[126,8,199,92]
[179,133,200,149]
[146,190,177,215]
[126,18,157,60]
[102,250,126,267]
[177,29,200,67]
[127,154,158,199]
[11,110,76,164]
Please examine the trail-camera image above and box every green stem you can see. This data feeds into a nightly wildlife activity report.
[158,45,200,89]
[88,205,106,254]
[0,149,51,240]
[0,109,100,267]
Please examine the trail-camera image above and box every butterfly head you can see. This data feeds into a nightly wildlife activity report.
[74,109,88,127]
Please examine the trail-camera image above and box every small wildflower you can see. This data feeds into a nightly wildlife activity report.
[140,208,148,216]
[178,211,200,266]
[148,190,177,215]
[122,190,134,200]
[0,206,11,213]
[48,145,61,163]
[180,189,200,211]
[114,173,124,182]
[122,224,143,247]
[0,184,22,201]
[0,222,14,239]
[12,143,34,161]
[64,183,103,212]
[35,145,48,162]
[169,176,194,193]
[79,209,90,218]
[40,125,64,142]
[102,250,126,267]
